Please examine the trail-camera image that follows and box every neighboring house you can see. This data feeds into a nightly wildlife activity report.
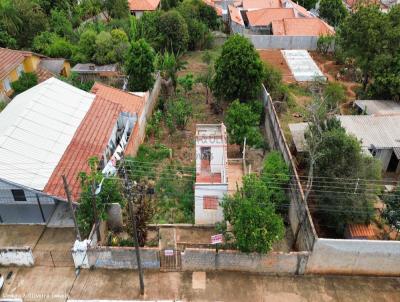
[228,0,334,36]
[0,48,71,97]
[0,77,151,224]
[71,63,125,88]
[344,224,375,240]
[128,0,161,17]
[289,115,400,173]
[194,124,244,225]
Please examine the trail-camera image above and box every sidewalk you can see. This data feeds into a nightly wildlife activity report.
[1,266,400,302]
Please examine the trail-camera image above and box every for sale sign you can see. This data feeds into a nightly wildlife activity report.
[164,249,174,256]
[211,234,223,244]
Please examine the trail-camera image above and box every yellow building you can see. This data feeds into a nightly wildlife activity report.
[0,48,71,97]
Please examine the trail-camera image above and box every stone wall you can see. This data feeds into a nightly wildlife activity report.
[0,247,34,266]
[246,35,320,50]
[182,248,310,275]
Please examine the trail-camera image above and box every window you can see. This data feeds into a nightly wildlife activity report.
[11,189,26,201]
[3,78,11,92]
[17,64,24,76]
[203,196,218,210]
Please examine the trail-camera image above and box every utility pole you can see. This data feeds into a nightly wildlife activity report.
[121,157,145,296]
[62,175,81,241]
[91,180,101,243]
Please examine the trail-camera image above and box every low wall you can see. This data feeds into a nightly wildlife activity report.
[306,239,400,276]
[246,34,320,50]
[0,247,34,266]
[182,248,309,275]
[87,246,160,270]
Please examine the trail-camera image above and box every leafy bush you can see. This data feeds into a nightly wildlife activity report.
[225,100,263,148]
[166,97,193,130]
[317,35,335,55]
[11,72,38,95]
[323,82,346,110]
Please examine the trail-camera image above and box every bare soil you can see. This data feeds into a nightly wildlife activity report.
[258,50,295,83]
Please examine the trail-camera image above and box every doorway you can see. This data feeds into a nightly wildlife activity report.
[200,147,211,172]
[387,150,399,172]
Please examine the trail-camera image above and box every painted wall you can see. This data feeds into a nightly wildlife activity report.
[0,247,34,266]
[246,34,321,50]
[0,179,57,224]
[306,238,400,276]
[194,184,227,225]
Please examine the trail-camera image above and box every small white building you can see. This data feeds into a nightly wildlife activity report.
[194,124,228,225]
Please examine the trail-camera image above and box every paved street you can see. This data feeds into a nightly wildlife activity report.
[1,266,399,302]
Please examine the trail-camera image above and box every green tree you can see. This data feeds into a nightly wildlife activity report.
[338,5,389,91]
[323,82,346,110]
[177,73,194,95]
[166,97,193,130]
[103,0,129,19]
[78,29,98,62]
[298,0,317,10]
[261,151,290,209]
[77,157,125,237]
[382,187,400,239]
[196,65,214,104]
[50,9,74,39]
[11,72,38,95]
[155,51,187,94]
[319,0,348,27]
[225,100,263,148]
[221,174,285,253]
[136,11,162,49]
[32,32,74,58]
[309,124,381,235]
[158,10,189,53]
[126,38,155,91]
[213,35,264,102]
[317,35,335,55]
[110,28,130,63]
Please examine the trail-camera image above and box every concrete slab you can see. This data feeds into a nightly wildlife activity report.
[227,161,243,194]
[192,271,206,289]
[33,227,76,252]
[282,50,326,82]
[0,225,44,248]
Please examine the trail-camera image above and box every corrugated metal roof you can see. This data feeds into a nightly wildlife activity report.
[0,77,95,190]
[338,115,400,149]
[282,50,326,82]
[39,59,65,75]
[354,100,400,116]
[72,63,118,73]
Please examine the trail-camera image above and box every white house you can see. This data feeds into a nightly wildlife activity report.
[194,124,228,225]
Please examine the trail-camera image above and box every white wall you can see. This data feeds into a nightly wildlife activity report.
[0,247,34,266]
[194,184,227,225]
[306,238,400,276]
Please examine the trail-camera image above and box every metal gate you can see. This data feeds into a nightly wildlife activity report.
[159,249,181,272]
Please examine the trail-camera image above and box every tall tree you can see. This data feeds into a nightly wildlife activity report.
[213,34,264,102]
[382,187,400,239]
[103,0,129,19]
[221,174,285,253]
[319,0,348,27]
[338,5,389,91]
[158,10,189,53]
[126,39,155,91]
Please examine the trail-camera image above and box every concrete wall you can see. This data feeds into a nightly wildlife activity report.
[246,35,320,50]
[0,247,34,266]
[87,246,160,269]
[194,184,227,225]
[306,239,400,276]
[182,248,310,275]
[0,179,57,224]
[262,85,317,251]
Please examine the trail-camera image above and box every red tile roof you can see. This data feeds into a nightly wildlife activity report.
[346,224,375,239]
[246,8,295,27]
[91,82,145,118]
[242,0,281,10]
[272,18,335,36]
[44,83,147,201]
[0,48,26,80]
[229,5,244,26]
[44,97,123,200]
[36,66,56,83]
[128,0,160,11]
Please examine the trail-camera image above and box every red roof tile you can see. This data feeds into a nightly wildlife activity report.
[242,0,281,10]
[272,18,335,36]
[246,8,295,27]
[44,97,123,200]
[0,48,25,80]
[91,82,146,118]
[128,0,160,11]
[347,224,375,239]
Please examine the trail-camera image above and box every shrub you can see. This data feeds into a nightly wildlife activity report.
[317,35,335,55]
[11,72,38,95]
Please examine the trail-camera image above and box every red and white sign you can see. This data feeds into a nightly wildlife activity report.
[211,234,223,244]
[164,249,174,256]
